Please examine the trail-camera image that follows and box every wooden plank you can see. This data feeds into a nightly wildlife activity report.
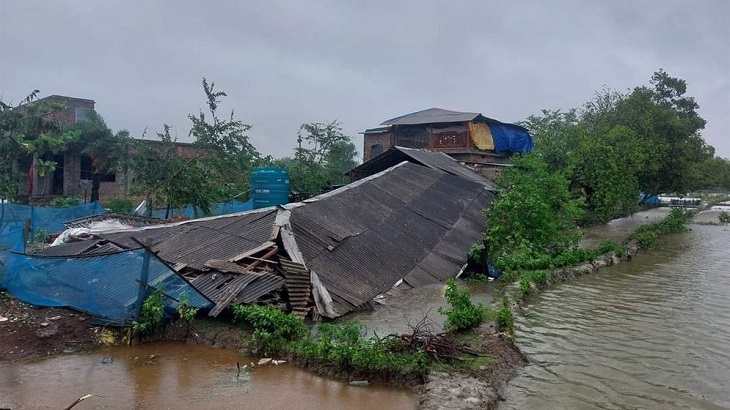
[209,282,249,317]
[205,259,252,275]
[227,241,275,263]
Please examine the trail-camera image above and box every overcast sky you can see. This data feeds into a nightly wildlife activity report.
[1,0,728,159]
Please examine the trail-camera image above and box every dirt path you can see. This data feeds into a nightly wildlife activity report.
[0,292,97,362]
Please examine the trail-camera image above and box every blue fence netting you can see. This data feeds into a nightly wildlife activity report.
[148,199,254,219]
[0,227,25,252]
[0,248,212,325]
[0,201,105,236]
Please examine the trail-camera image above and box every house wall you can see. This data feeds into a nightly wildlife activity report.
[63,151,82,196]
[363,132,394,162]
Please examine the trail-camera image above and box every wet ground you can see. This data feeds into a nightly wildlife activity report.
[0,341,416,410]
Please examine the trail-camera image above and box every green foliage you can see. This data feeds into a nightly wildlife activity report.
[632,208,693,249]
[28,229,48,246]
[719,211,730,224]
[523,70,713,222]
[298,322,429,375]
[494,297,514,337]
[486,154,584,272]
[271,120,359,198]
[596,240,627,256]
[468,242,486,267]
[176,295,199,323]
[49,196,81,208]
[232,304,308,355]
[105,197,135,213]
[438,278,486,332]
[129,79,261,216]
[133,290,165,337]
[692,157,730,191]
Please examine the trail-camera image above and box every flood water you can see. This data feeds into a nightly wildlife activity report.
[4,208,727,410]
[501,210,730,409]
[0,342,415,410]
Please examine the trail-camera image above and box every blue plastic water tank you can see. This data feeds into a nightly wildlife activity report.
[250,168,290,209]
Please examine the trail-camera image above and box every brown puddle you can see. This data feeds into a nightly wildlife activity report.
[0,341,416,410]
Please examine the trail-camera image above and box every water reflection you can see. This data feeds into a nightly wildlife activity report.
[0,342,415,410]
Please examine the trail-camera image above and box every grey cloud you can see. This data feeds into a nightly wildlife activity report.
[1,0,728,158]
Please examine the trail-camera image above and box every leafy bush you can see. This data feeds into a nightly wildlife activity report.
[518,270,548,296]
[176,295,199,323]
[485,155,584,273]
[105,197,135,214]
[50,196,82,208]
[133,290,165,337]
[232,304,308,355]
[468,241,486,266]
[632,208,693,249]
[298,322,429,375]
[719,211,730,224]
[596,240,627,256]
[494,297,514,337]
[438,278,486,332]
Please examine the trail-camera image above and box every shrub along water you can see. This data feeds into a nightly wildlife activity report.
[438,278,486,332]
[298,322,429,376]
[632,208,694,249]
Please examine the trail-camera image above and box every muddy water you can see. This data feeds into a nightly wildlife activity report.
[347,281,497,336]
[579,207,670,248]
[501,212,730,409]
[0,342,416,410]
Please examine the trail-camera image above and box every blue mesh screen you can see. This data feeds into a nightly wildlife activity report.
[0,249,211,325]
[149,199,253,219]
[0,202,105,236]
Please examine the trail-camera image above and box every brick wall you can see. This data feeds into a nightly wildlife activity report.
[363,132,394,162]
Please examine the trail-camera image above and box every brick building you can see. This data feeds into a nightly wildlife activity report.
[361,108,533,179]
[16,95,197,204]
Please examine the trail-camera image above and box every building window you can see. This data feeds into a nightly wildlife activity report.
[371,144,383,157]
[75,107,94,123]
[432,123,468,148]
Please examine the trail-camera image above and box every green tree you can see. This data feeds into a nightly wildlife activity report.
[609,70,711,197]
[0,90,74,199]
[129,78,261,216]
[485,154,584,271]
[520,109,581,173]
[277,120,358,198]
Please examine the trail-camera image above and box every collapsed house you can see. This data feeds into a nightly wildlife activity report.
[38,161,494,319]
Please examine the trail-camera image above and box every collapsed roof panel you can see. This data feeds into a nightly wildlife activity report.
[289,162,493,316]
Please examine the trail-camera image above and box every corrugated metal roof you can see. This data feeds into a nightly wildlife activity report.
[349,147,495,190]
[290,162,494,316]
[38,240,105,256]
[380,108,481,126]
[63,213,167,229]
[190,271,284,307]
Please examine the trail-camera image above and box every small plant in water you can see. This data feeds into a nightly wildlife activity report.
[719,211,730,224]
[439,278,485,332]
[494,296,514,338]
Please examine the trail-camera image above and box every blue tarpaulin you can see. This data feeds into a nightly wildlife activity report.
[0,248,212,324]
[488,121,534,154]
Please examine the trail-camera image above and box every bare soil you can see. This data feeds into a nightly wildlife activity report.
[0,292,98,362]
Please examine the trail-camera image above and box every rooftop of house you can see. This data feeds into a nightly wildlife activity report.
[380,107,484,126]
